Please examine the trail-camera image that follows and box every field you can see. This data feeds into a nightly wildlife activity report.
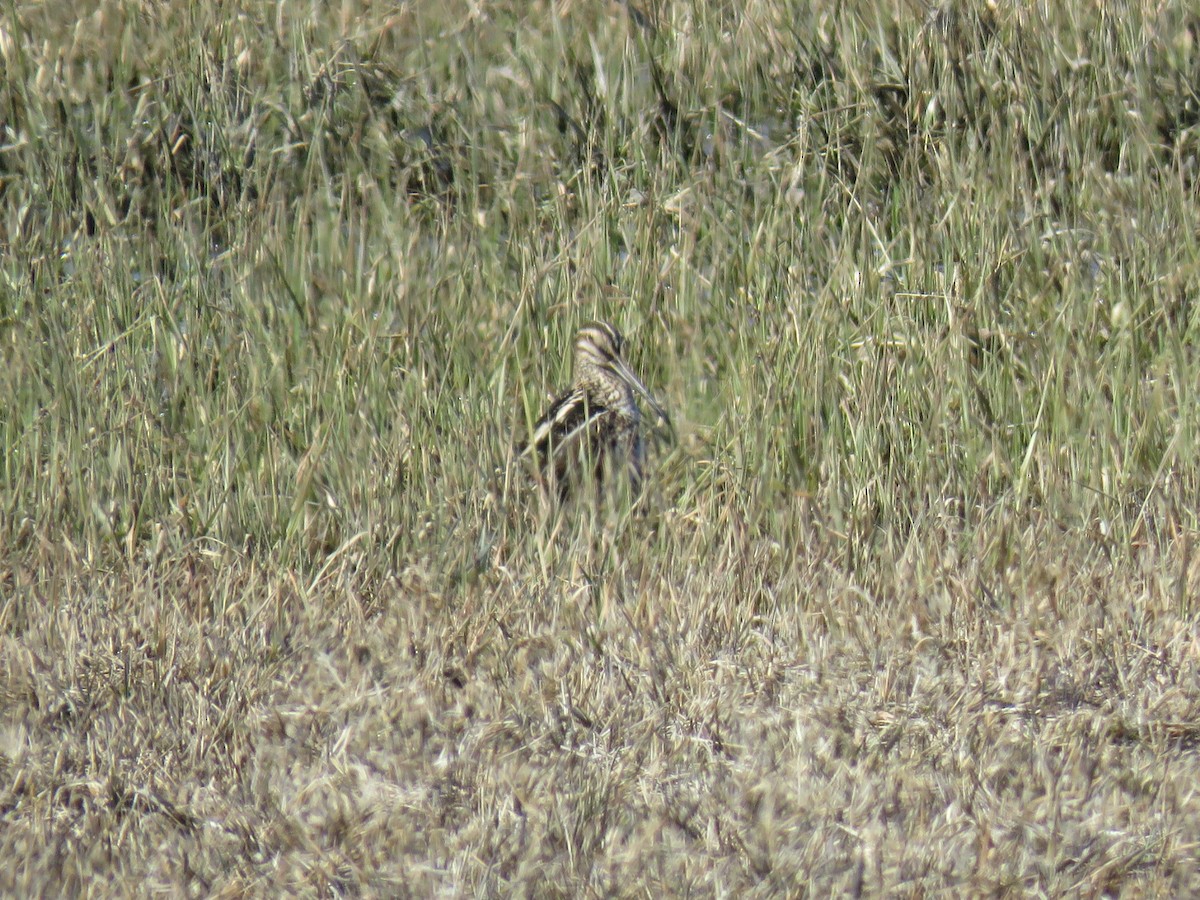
[4,0,1200,895]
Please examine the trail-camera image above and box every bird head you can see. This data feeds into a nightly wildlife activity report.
[574,321,672,433]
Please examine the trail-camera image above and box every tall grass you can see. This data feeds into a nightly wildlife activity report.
[3,1,1200,894]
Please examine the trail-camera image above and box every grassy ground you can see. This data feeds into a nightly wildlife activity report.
[4,0,1200,894]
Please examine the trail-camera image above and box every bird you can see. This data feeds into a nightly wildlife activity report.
[520,320,671,498]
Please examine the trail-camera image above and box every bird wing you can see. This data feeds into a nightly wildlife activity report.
[522,388,609,466]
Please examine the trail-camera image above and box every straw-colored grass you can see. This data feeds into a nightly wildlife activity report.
[4,1,1200,894]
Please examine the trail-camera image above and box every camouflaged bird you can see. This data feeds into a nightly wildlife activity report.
[521,321,671,498]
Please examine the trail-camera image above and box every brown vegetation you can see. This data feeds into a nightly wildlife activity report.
[3,1,1200,895]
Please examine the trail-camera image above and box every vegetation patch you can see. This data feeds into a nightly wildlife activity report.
[3,1,1200,894]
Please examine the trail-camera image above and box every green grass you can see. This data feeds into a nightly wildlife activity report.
[4,0,1200,894]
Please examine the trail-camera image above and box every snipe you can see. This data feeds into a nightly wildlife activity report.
[521,321,671,498]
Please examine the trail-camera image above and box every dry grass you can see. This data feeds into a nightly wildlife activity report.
[4,0,1200,895]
